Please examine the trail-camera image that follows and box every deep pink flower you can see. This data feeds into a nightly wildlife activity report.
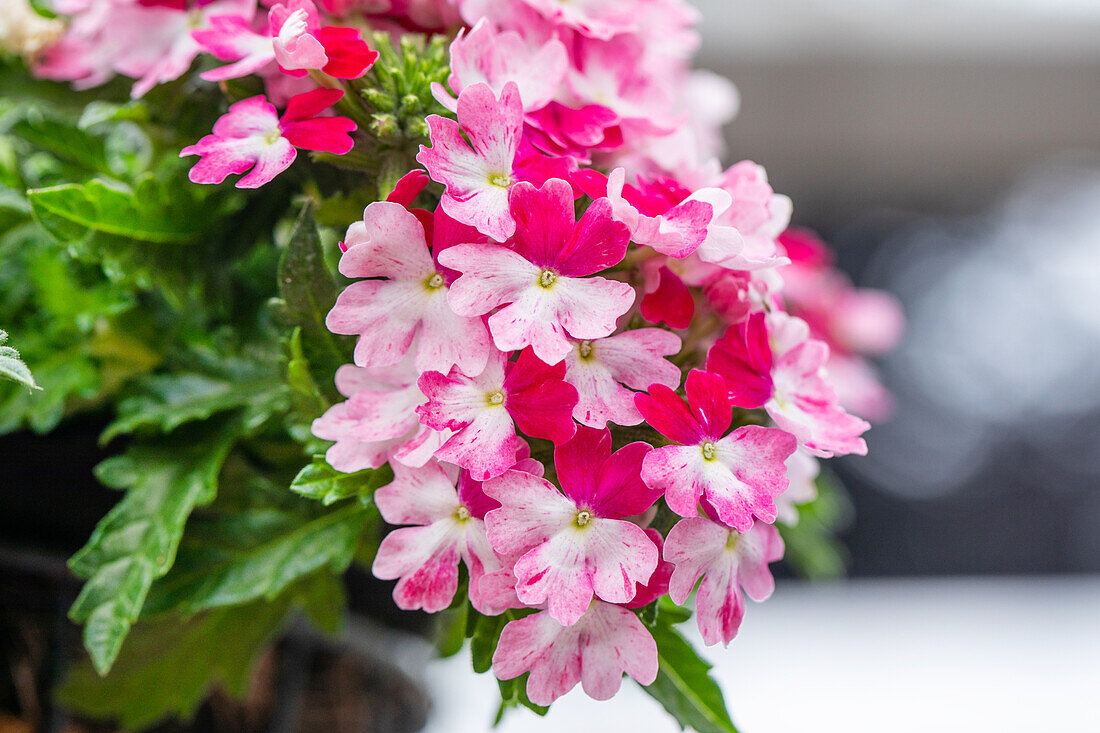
[706,313,871,457]
[325,201,491,376]
[180,88,356,188]
[492,599,658,705]
[524,102,622,162]
[417,348,578,481]
[483,426,660,625]
[438,178,634,365]
[640,263,695,330]
[635,370,797,530]
[563,329,682,428]
[433,19,567,113]
[416,82,574,242]
[664,516,783,646]
[372,460,502,613]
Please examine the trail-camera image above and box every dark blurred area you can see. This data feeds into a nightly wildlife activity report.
[700,0,1100,575]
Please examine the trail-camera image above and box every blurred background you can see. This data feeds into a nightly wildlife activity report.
[697,0,1100,576]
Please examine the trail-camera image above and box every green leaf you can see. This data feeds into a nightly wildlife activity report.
[56,575,329,730]
[469,611,508,675]
[142,501,370,616]
[290,455,392,506]
[28,178,205,244]
[28,0,57,19]
[284,327,330,445]
[275,203,350,396]
[68,421,240,675]
[10,114,110,174]
[778,471,853,580]
[102,370,286,444]
[0,329,38,390]
[641,617,739,733]
[436,600,469,658]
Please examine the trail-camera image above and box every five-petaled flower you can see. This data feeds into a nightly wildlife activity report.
[635,369,797,531]
[180,88,356,188]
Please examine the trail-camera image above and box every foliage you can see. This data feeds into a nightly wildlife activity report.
[0,329,37,390]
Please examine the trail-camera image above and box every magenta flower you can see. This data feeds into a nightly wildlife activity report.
[640,263,695,330]
[706,312,871,457]
[635,369,797,531]
[417,348,578,481]
[664,516,783,646]
[372,460,502,613]
[563,329,682,428]
[325,201,491,376]
[416,82,574,242]
[492,600,658,705]
[482,426,660,625]
[438,178,635,365]
[180,88,356,189]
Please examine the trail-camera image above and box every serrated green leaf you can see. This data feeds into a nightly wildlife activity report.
[641,618,739,733]
[290,455,392,506]
[28,178,204,244]
[276,203,350,397]
[102,371,286,444]
[68,421,240,675]
[0,329,38,390]
[142,502,370,616]
[56,574,329,730]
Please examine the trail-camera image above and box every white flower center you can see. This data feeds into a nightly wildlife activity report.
[577,340,594,359]
[701,441,717,461]
[486,390,505,406]
[455,505,471,522]
[425,272,444,290]
[575,509,593,528]
[538,270,558,289]
[488,172,513,188]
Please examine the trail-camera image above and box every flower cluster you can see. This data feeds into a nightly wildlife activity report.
[31,0,903,714]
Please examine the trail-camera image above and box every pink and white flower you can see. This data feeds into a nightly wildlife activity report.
[492,599,658,705]
[433,19,567,113]
[635,369,797,530]
[325,201,491,376]
[706,312,871,457]
[483,426,660,625]
[664,516,784,646]
[311,355,449,473]
[372,460,501,613]
[564,329,682,428]
[417,348,578,481]
[438,178,635,365]
[180,88,356,188]
[416,82,574,242]
[709,161,792,271]
[270,0,379,78]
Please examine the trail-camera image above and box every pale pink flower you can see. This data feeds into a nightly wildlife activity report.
[710,161,792,271]
[372,460,502,613]
[492,599,658,705]
[325,201,491,376]
[706,313,871,457]
[483,426,660,625]
[664,516,783,646]
[417,348,578,481]
[311,356,450,473]
[438,178,634,365]
[515,0,640,42]
[636,369,797,530]
[416,82,574,242]
[432,19,568,113]
[564,329,682,428]
[180,88,356,188]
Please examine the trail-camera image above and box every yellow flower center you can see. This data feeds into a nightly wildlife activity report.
[488,172,513,188]
[575,509,593,528]
[701,441,717,461]
[486,390,505,406]
[726,531,740,550]
[425,272,445,289]
[577,340,594,359]
[455,505,471,522]
[538,270,558,289]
